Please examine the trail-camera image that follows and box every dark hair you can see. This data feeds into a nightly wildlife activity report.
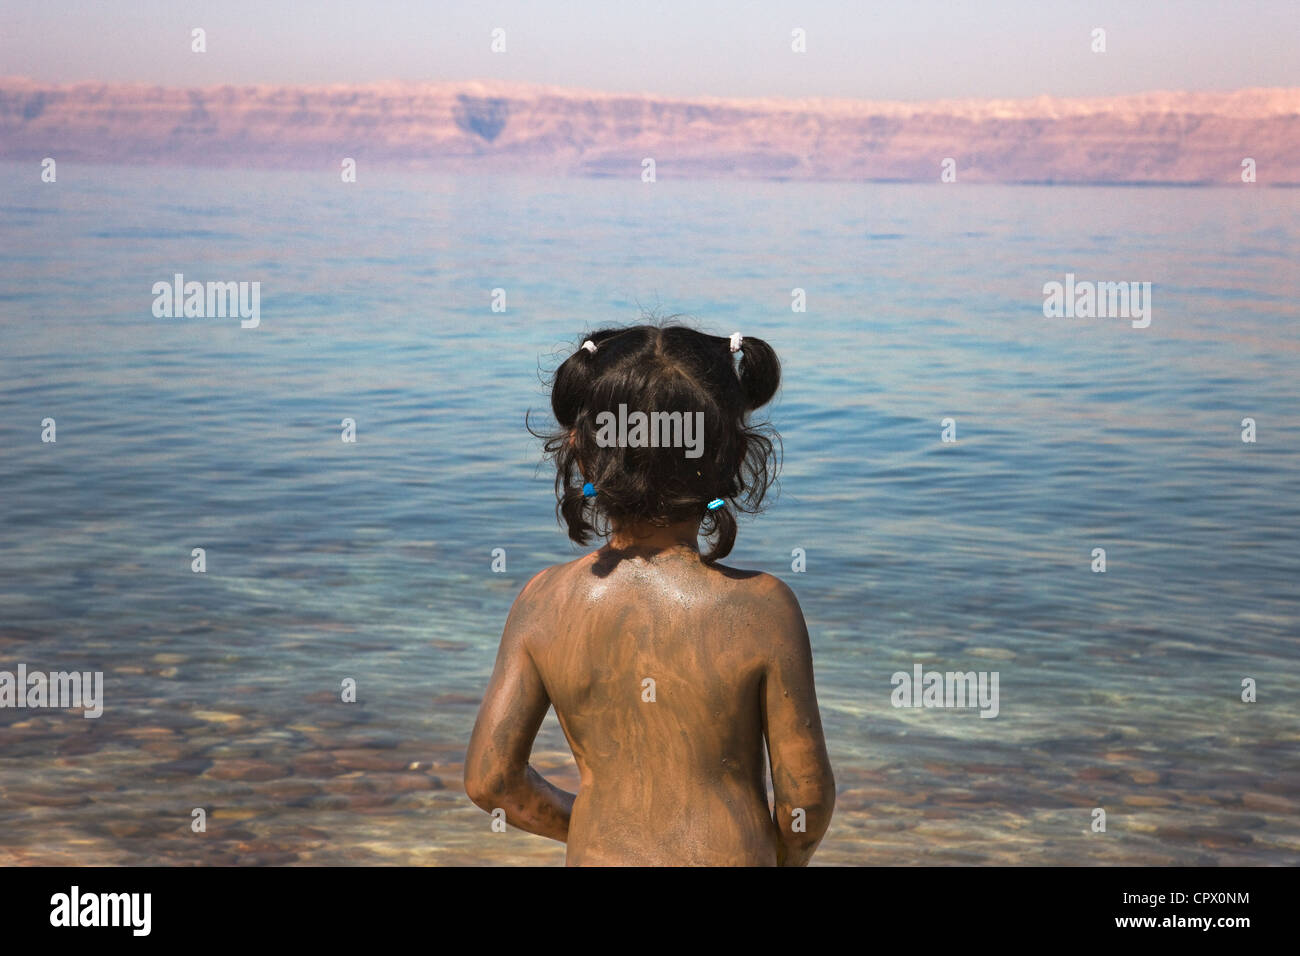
[533,323,781,563]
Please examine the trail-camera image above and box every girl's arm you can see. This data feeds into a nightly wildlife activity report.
[464,573,575,842]
[759,577,836,866]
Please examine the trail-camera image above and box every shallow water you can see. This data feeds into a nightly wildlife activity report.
[1,164,1297,864]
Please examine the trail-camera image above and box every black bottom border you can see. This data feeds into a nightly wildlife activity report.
[1,865,1283,941]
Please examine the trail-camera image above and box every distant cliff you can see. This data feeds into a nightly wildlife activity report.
[2,77,1298,184]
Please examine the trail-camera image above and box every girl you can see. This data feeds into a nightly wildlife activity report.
[465,324,835,865]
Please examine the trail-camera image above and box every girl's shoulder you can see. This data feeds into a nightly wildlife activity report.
[508,553,600,611]
[712,566,806,614]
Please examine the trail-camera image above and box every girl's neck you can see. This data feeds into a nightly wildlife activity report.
[608,518,701,554]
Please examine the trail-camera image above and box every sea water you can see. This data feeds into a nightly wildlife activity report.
[1,164,1297,864]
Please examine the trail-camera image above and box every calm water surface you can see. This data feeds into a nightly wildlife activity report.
[1,164,1297,864]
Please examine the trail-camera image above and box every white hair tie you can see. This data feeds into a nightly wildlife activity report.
[580,340,597,354]
[729,332,743,353]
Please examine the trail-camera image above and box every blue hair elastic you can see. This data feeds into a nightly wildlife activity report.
[706,498,725,510]
[582,482,596,498]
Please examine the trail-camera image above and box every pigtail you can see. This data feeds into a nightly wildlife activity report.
[734,335,781,411]
[551,337,605,428]
[559,478,592,544]
[700,503,738,563]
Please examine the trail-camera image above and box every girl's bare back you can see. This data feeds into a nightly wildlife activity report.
[466,542,835,866]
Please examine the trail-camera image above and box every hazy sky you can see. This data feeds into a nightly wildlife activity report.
[2,0,1296,100]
